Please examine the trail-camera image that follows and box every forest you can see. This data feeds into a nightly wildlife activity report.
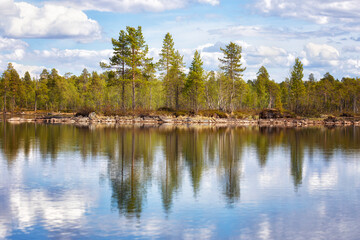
[1,26,359,117]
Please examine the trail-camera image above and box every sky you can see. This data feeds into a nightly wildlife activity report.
[0,0,359,82]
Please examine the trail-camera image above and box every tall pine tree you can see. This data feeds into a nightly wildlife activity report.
[185,50,204,112]
[289,58,305,113]
[219,42,246,111]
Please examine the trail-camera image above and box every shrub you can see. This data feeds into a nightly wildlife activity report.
[198,110,228,118]
[101,106,126,116]
[75,106,95,117]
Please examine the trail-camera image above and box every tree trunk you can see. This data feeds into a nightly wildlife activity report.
[3,90,6,113]
[122,82,125,110]
[132,74,135,110]
[354,96,357,113]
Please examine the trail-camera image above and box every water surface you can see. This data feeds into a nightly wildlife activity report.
[1,123,360,239]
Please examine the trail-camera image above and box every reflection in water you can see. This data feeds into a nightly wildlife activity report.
[1,123,360,238]
[218,128,242,206]
[290,130,304,187]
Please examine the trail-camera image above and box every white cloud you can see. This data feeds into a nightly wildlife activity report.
[197,0,219,6]
[10,62,46,78]
[0,0,101,40]
[0,37,28,67]
[33,48,113,60]
[0,37,28,51]
[254,0,360,25]
[54,0,219,12]
[303,42,340,67]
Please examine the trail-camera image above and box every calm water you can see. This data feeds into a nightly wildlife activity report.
[1,123,360,239]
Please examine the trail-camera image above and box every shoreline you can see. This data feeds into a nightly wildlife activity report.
[3,114,360,127]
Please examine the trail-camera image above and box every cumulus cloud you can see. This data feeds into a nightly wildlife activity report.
[0,37,28,66]
[209,24,348,40]
[54,0,219,12]
[0,0,101,40]
[33,48,113,60]
[254,0,360,25]
[0,37,28,51]
[303,43,340,67]
[10,62,46,78]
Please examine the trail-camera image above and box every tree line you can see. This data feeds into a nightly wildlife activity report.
[1,26,359,116]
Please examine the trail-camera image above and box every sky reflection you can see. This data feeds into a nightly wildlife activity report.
[0,124,360,239]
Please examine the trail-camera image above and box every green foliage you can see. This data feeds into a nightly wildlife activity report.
[218,42,246,111]
[184,50,205,112]
[158,33,185,110]
[198,110,228,118]
[289,58,306,113]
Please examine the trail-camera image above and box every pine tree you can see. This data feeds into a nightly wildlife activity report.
[289,58,305,113]
[219,42,246,110]
[103,30,130,109]
[158,33,175,108]
[124,26,149,110]
[184,50,204,112]
[2,63,21,112]
[169,50,185,110]
[37,69,50,111]
[23,71,35,109]
[255,66,270,109]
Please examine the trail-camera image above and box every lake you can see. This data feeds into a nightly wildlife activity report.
[1,123,360,239]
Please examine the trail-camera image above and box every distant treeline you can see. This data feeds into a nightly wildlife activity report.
[1,26,359,116]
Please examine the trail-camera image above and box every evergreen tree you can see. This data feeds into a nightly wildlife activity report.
[169,50,186,110]
[2,63,21,112]
[289,58,305,113]
[219,42,246,110]
[158,33,175,108]
[37,69,50,110]
[124,26,149,110]
[184,50,204,112]
[255,66,270,109]
[23,71,35,109]
[102,30,130,109]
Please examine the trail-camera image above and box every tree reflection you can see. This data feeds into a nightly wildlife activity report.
[289,129,304,188]
[183,128,205,197]
[218,128,242,207]
[1,123,360,212]
[108,127,154,218]
[160,129,182,214]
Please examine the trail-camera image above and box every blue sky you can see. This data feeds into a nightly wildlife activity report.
[0,0,359,82]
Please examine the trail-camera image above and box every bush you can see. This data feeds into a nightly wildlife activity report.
[340,112,354,118]
[157,107,174,112]
[173,111,188,117]
[281,110,297,118]
[198,110,228,118]
[75,106,95,117]
[101,106,126,116]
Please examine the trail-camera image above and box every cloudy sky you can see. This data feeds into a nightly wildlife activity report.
[0,0,359,81]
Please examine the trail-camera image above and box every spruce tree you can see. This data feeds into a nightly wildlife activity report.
[158,33,175,108]
[289,58,305,113]
[255,66,270,109]
[185,50,204,112]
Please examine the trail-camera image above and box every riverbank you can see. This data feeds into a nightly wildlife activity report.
[2,113,360,127]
